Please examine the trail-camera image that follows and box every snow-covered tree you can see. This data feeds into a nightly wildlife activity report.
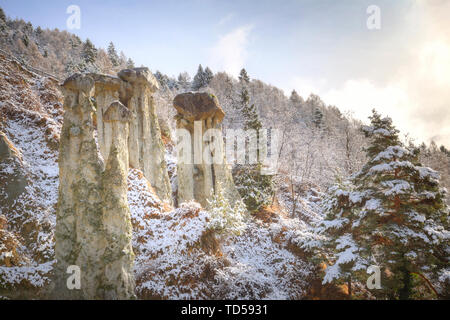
[233,68,274,212]
[207,185,248,236]
[0,7,6,23]
[177,72,191,92]
[352,110,449,299]
[315,179,370,297]
[315,110,449,299]
[82,38,97,65]
[107,41,119,67]
[192,64,207,91]
[126,58,135,69]
[204,67,213,86]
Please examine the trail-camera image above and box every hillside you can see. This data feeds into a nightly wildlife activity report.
[0,7,448,300]
[0,50,333,299]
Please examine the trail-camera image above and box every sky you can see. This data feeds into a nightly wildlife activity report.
[1,0,449,147]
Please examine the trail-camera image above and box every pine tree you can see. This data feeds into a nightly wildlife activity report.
[233,68,274,212]
[239,68,250,84]
[242,103,261,132]
[154,70,169,88]
[289,90,303,105]
[352,109,449,299]
[207,184,248,236]
[313,108,324,128]
[315,179,370,297]
[177,72,191,91]
[0,7,6,35]
[82,39,97,65]
[126,58,135,69]
[316,109,449,299]
[192,64,205,90]
[107,42,119,67]
[204,67,213,86]
[0,7,6,23]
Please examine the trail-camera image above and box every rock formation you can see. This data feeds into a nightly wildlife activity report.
[118,68,172,205]
[54,73,106,299]
[101,101,135,299]
[89,74,122,162]
[174,92,240,208]
[0,131,27,207]
[55,74,135,299]
[89,69,172,205]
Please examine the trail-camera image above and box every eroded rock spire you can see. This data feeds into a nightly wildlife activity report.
[174,92,240,208]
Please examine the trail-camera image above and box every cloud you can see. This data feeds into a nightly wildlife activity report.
[208,25,253,77]
[287,1,450,148]
[217,13,235,26]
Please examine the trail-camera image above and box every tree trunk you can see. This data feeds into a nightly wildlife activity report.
[347,276,352,299]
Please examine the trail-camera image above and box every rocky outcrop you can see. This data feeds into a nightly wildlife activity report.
[89,74,122,162]
[54,74,105,299]
[0,131,28,207]
[174,92,240,208]
[89,69,172,205]
[102,101,135,299]
[118,68,172,205]
[55,75,135,299]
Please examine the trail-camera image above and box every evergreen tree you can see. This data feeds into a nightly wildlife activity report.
[313,108,324,128]
[107,42,119,67]
[355,110,449,299]
[315,178,370,297]
[289,90,303,105]
[0,7,6,23]
[204,66,214,86]
[126,58,135,68]
[239,68,250,84]
[154,70,170,88]
[233,68,274,212]
[316,110,449,299]
[177,72,191,91]
[353,110,448,298]
[192,64,206,90]
[242,103,261,132]
[82,39,97,65]
[0,8,6,35]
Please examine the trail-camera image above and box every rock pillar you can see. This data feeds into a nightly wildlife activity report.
[173,92,240,208]
[102,101,136,299]
[89,74,122,162]
[55,75,136,299]
[55,74,106,299]
[118,68,172,205]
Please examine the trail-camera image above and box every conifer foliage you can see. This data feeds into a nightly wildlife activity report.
[316,110,449,299]
[233,68,274,212]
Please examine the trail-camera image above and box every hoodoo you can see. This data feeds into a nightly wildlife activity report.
[174,92,240,208]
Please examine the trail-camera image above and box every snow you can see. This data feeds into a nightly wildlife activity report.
[417,166,440,180]
[0,261,54,288]
[381,179,411,196]
[372,146,410,162]
[369,160,414,174]
[364,199,382,211]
